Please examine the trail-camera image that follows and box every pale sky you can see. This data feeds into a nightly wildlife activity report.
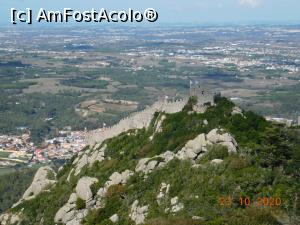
[0,0,300,25]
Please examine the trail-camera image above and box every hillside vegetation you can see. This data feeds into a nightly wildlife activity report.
[0,168,36,214]
[3,96,300,225]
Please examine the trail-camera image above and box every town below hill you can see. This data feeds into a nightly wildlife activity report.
[0,130,86,175]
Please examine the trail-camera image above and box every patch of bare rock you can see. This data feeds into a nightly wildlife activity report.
[135,128,237,175]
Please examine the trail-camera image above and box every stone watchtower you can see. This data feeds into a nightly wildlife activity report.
[190,81,215,107]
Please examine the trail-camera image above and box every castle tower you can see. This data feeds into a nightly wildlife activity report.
[190,80,215,107]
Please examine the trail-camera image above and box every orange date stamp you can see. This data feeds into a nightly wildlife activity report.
[218,196,282,207]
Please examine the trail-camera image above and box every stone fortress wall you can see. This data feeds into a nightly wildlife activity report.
[85,99,188,146]
[86,82,217,146]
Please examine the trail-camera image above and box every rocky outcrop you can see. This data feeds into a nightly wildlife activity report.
[177,129,237,161]
[97,170,134,201]
[56,169,134,225]
[0,213,21,225]
[156,183,185,214]
[154,114,166,134]
[76,177,98,201]
[170,197,184,213]
[129,200,149,225]
[73,145,106,176]
[55,206,87,225]
[88,145,105,166]
[176,133,207,160]
[206,128,237,153]
[22,166,56,201]
[135,151,175,174]
[67,168,75,183]
[54,128,237,225]
[74,154,88,176]
[54,193,77,224]
[109,214,119,223]
[135,158,158,174]
[107,170,133,186]
[164,196,184,213]
[149,114,166,141]
[231,106,243,116]
[157,183,170,204]
[54,176,98,225]
[136,129,237,175]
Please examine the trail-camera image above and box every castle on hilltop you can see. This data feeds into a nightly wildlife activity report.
[189,80,216,107]
[86,81,217,145]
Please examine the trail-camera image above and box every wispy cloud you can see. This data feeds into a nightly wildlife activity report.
[238,0,262,8]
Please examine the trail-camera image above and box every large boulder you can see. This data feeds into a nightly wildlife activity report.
[68,193,78,204]
[206,129,237,153]
[22,166,56,200]
[109,214,119,223]
[54,205,76,224]
[176,133,207,160]
[206,129,232,144]
[106,170,134,187]
[219,141,237,153]
[75,177,98,201]
[54,192,89,224]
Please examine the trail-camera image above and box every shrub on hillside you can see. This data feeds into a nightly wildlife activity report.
[90,182,101,197]
[76,198,86,210]
[105,184,127,199]
[198,145,229,163]
[228,155,250,170]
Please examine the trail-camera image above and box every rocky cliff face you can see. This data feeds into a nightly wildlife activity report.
[21,166,56,201]
[1,97,299,225]
[52,127,238,225]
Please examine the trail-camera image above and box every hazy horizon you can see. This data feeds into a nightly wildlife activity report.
[1,0,300,26]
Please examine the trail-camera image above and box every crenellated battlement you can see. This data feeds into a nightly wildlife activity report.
[85,98,188,146]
